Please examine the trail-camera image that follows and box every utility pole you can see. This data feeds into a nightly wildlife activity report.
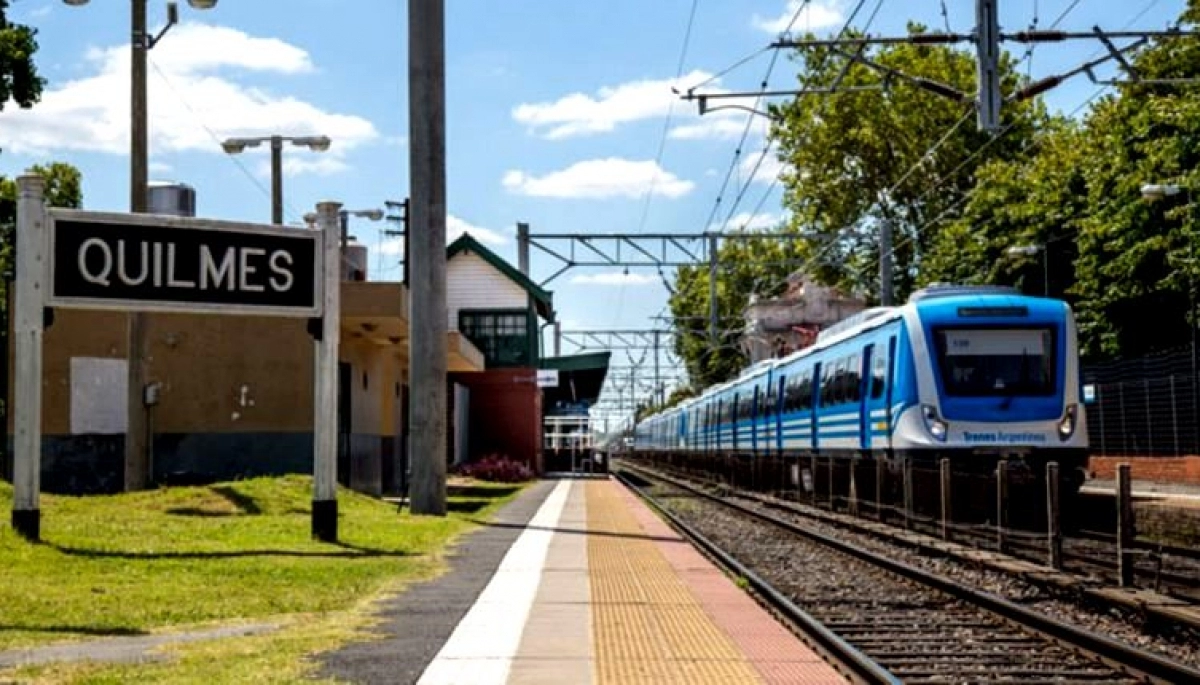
[880,217,894,306]
[975,0,1001,133]
[653,330,661,406]
[270,135,284,225]
[383,199,409,285]
[408,0,447,516]
[125,0,150,492]
[517,222,530,275]
[708,234,719,348]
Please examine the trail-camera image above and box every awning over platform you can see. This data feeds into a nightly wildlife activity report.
[340,281,485,373]
[539,351,611,415]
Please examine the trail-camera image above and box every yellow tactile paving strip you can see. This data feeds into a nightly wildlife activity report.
[586,481,764,684]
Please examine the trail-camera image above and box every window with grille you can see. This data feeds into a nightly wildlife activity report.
[458,309,533,367]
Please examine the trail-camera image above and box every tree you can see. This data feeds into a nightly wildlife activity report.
[919,117,1088,300]
[0,0,45,119]
[770,25,1045,303]
[668,227,807,388]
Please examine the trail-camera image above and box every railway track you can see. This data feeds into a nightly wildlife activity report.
[617,465,1200,684]
[657,458,1200,601]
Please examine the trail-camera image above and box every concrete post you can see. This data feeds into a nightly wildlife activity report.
[1118,463,1135,586]
[408,0,448,516]
[312,200,342,542]
[12,174,46,541]
[1047,462,1062,570]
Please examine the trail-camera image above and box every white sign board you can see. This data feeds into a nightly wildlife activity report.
[1083,384,1097,404]
[536,369,559,388]
[69,357,128,435]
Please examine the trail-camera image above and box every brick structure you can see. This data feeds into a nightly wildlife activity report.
[1088,456,1200,484]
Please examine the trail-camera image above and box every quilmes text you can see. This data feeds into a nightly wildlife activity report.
[50,218,318,311]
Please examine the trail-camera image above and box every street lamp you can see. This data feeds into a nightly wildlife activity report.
[338,208,383,281]
[63,0,218,493]
[304,207,384,280]
[220,135,333,224]
[1006,244,1048,297]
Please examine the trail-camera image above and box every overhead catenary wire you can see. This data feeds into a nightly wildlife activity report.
[146,58,305,225]
[608,0,703,333]
[745,0,1165,304]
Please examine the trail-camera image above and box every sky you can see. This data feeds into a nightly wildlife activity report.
[0,0,1189,421]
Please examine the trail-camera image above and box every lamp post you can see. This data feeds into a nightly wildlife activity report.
[63,0,218,492]
[337,208,383,281]
[221,135,332,224]
[1006,244,1048,297]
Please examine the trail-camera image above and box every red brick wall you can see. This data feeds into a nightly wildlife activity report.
[1089,456,1200,484]
[449,369,543,473]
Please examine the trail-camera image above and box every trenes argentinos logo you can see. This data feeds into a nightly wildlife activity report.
[962,430,1048,444]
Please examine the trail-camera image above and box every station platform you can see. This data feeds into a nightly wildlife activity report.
[409,477,847,685]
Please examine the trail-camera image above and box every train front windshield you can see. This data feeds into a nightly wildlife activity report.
[933,327,1055,396]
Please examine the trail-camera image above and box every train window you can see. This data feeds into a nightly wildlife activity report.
[798,370,811,410]
[792,371,811,410]
[872,351,887,398]
[847,354,861,402]
[819,364,832,407]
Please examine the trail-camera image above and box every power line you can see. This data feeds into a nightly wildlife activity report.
[609,0,703,332]
[146,58,304,224]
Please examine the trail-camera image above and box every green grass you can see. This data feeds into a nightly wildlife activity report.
[0,474,526,680]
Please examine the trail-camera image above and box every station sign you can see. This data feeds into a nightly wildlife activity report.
[47,210,321,317]
[536,369,559,388]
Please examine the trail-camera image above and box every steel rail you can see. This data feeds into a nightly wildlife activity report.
[623,464,1200,684]
[614,471,901,685]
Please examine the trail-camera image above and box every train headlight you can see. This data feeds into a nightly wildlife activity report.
[1058,404,1078,441]
[922,404,948,442]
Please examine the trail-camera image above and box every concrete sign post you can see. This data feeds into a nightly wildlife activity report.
[10,172,340,543]
[311,201,341,542]
[12,175,47,540]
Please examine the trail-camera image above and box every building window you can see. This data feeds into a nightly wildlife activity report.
[458,309,533,367]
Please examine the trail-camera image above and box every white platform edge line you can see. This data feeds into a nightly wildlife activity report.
[416,479,573,685]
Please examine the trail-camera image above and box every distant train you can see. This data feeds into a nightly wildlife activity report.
[630,284,1089,504]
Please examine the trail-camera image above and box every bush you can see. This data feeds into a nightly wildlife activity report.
[453,454,535,483]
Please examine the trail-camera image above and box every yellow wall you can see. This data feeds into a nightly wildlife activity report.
[9,309,405,439]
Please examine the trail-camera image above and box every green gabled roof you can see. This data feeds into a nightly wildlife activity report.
[447,233,554,321]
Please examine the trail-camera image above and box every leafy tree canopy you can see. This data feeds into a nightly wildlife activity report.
[770,24,1046,303]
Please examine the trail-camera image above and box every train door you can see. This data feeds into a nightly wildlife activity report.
[811,362,823,451]
[751,385,761,455]
[859,345,874,450]
[775,375,786,453]
[882,335,898,449]
[710,398,720,453]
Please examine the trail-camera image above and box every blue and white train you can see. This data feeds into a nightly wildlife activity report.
[630,284,1089,497]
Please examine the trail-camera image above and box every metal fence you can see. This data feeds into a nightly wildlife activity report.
[1083,345,1200,457]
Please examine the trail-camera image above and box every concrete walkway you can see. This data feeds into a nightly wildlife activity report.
[0,623,278,669]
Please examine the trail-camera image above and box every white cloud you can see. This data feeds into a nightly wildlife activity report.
[570,271,659,286]
[753,1,843,34]
[503,158,694,199]
[258,156,351,178]
[149,161,173,174]
[375,214,508,256]
[0,23,378,176]
[30,5,52,19]
[513,69,712,140]
[739,150,790,183]
[669,113,770,141]
[448,215,510,245]
[713,212,783,232]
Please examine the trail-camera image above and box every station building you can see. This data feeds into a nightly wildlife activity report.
[2,207,609,496]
